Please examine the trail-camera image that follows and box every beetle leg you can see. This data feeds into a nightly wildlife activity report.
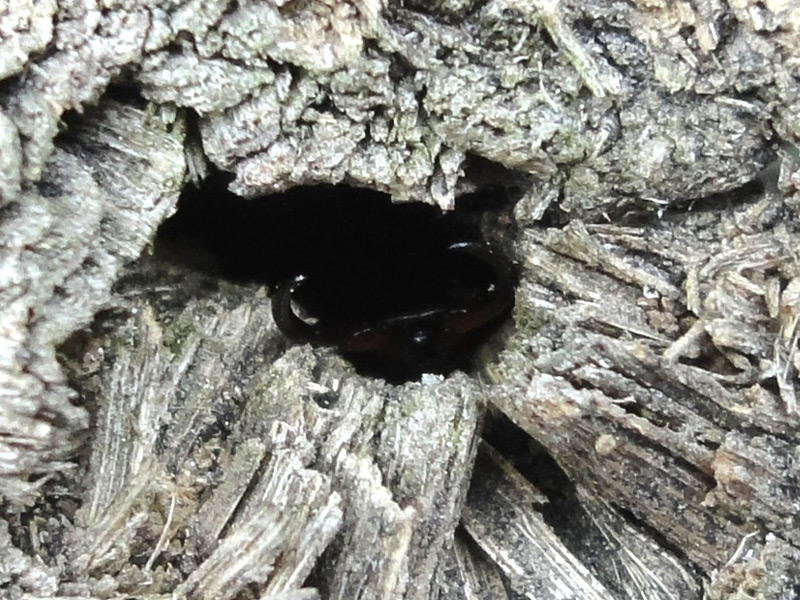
[444,241,515,334]
[271,275,323,343]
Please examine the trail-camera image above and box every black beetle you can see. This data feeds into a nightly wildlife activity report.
[271,239,514,381]
[158,181,514,381]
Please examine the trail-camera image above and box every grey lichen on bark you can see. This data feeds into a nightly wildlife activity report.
[0,100,185,503]
[1,0,800,599]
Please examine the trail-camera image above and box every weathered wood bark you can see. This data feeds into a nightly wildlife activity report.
[1,1,799,599]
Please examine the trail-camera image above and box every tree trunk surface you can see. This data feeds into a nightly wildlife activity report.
[1,1,799,599]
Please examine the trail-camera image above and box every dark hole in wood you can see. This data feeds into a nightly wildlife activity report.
[155,173,515,383]
[480,413,703,594]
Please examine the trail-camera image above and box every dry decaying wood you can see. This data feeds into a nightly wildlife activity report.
[1,1,799,599]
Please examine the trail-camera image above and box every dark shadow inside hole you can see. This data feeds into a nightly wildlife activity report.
[479,412,703,594]
[480,414,627,595]
[155,172,516,383]
[481,410,576,501]
[615,175,774,229]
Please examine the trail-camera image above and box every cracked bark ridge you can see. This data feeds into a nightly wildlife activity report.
[52,266,481,598]
[485,172,800,597]
[1,1,800,599]
[0,101,185,502]
[4,1,791,210]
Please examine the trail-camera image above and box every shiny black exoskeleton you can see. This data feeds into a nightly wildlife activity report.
[158,180,515,382]
[271,241,514,381]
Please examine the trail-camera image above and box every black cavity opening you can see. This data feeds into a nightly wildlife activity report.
[479,412,703,595]
[155,173,516,383]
